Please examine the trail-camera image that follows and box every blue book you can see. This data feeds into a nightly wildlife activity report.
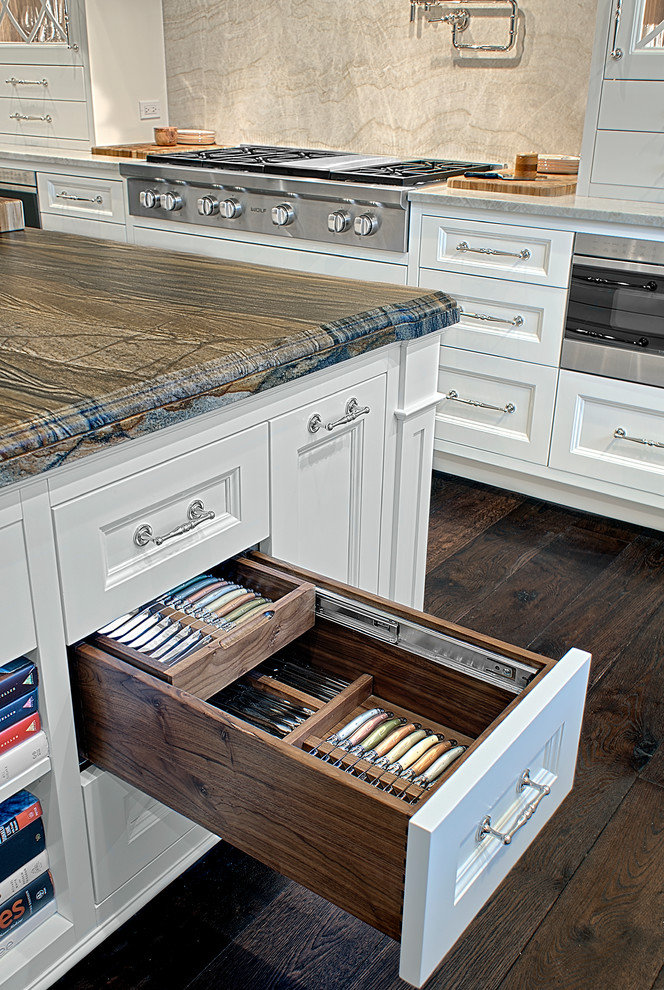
[0,870,54,941]
[0,660,38,709]
[0,818,45,883]
[0,690,39,736]
[0,791,42,844]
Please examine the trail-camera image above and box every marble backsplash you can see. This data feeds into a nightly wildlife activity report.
[161,0,599,165]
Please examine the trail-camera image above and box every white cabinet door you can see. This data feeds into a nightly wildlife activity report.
[604,0,664,79]
[270,375,387,592]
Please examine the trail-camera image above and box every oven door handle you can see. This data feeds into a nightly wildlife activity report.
[573,273,658,292]
[568,327,650,348]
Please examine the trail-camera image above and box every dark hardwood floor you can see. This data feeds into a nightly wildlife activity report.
[53,472,664,990]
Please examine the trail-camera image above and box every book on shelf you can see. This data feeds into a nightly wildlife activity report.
[0,714,41,754]
[0,818,46,884]
[0,730,49,787]
[0,898,56,958]
[0,790,43,843]
[0,850,49,905]
[0,689,39,735]
[0,659,38,709]
[0,869,55,943]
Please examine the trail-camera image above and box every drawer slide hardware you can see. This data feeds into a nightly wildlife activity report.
[307,397,371,434]
[460,307,524,327]
[316,591,535,691]
[133,499,216,548]
[444,388,516,414]
[56,191,104,205]
[457,240,530,261]
[476,769,550,844]
[614,427,664,450]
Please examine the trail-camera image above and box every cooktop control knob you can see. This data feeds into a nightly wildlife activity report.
[354,213,379,237]
[139,189,159,209]
[327,210,352,234]
[161,191,183,212]
[197,195,219,217]
[220,198,243,220]
[271,203,295,227]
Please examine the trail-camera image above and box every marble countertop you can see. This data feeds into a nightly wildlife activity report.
[0,143,123,173]
[408,184,664,229]
[0,228,457,489]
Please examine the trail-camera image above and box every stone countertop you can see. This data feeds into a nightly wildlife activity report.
[0,143,123,173]
[0,228,457,489]
[408,184,664,229]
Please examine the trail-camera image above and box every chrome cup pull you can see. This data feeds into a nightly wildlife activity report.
[9,112,52,123]
[609,0,623,59]
[5,76,49,86]
[457,240,531,261]
[476,769,550,845]
[444,388,516,414]
[307,397,371,434]
[459,306,524,327]
[133,499,216,548]
[614,427,664,449]
[56,191,104,204]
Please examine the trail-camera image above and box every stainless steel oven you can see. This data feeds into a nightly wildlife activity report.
[562,232,664,389]
[0,166,40,227]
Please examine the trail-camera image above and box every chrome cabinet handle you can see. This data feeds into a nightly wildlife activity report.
[609,0,623,59]
[307,397,371,434]
[56,191,103,204]
[457,240,531,261]
[444,388,516,414]
[10,112,52,123]
[476,769,550,845]
[133,499,216,548]
[459,306,524,327]
[5,76,48,86]
[614,426,664,449]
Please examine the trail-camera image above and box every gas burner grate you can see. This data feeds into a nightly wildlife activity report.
[331,159,496,186]
[147,144,345,172]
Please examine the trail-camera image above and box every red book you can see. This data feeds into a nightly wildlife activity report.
[0,715,41,754]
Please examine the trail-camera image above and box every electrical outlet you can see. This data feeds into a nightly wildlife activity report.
[139,100,161,120]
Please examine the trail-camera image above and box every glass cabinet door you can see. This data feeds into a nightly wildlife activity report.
[606,0,664,78]
[0,0,70,44]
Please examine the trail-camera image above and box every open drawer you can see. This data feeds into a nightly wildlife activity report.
[69,553,590,988]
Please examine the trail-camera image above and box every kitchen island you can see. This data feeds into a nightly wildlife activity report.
[0,228,457,990]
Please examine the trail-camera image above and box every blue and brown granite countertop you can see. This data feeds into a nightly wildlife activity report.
[0,228,457,489]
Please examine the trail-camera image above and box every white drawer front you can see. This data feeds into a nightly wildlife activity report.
[591,130,664,190]
[436,350,558,464]
[40,212,128,240]
[81,767,196,905]
[53,424,270,642]
[37,171,125,222]
[420,216,573,288]
[550,371,664,497]
[419,269,566,366]
[0,505,35,662]
[0,64,86,101]
[0,94,88,139]
[401,648,590,987]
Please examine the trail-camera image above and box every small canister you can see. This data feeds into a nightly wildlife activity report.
[513,153,538,178]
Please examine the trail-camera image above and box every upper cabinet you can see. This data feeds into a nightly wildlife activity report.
[0,0,169,148]
[604,0,664,78]
[577,0,664,202]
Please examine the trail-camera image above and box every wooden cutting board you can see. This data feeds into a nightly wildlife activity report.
[91,142,223,159]
[0,197,24,232]
[447,174,578,197]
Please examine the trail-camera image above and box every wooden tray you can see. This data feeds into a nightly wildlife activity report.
[447,173,577,197]
[91,142,223,159]
[87,556,316,699]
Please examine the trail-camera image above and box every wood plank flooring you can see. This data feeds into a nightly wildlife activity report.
[53,472,664,990]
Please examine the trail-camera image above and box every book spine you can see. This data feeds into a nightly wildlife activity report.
[0,731,49,788]
[0,798,43,843]
[0,870,54,941]
[0,715,41,754]
[0,851,49,904]
[0,665,38,709]
[0,818,46,883]
[0,689,39,734]
[0,898,56,958]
